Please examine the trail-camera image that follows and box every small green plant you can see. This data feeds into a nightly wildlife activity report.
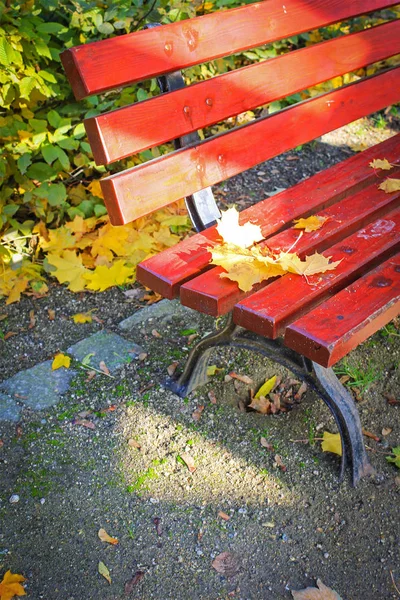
[386,447,400,469]
[334,358,380,393]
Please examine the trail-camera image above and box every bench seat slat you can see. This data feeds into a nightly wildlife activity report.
[102,67,400,225]
[284,254,400,367]
[180,184,400,315]
[86,20,400,164]
[233,207,400,340]
[136,134,400,297]
[60,0,399,100]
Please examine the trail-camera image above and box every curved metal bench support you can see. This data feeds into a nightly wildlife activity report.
[167,313,375,486]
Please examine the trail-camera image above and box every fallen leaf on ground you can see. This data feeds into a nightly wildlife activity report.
[384,393,400,406]
[382,427,392,436]
[216,206,263,249]
[152,329,161,338]
[207,365,223,376]
[86,370,96,382]
[124,571,144,593]
[0,570,26,599]
[143,291,163,304]
[98,561,111,584]
[28,310,36,329]
[293,215,328,232]
[73,419,95,430]
[291,578,342,599]
[153,517,163,536]
[71,312,93,324]
[48,309,55,320]
[128,439,141,450]
[218,511,230,521]
[229,372,253,385]
[98,528,118,545]
[260,437,274,451]
[167,362,179,376]
[208,390,217,404]
[369,158,393,170]
[0,314,7,321]
[4,332,18,340]
[378,178,400,193]
[52,353,71,370]
[178,452,196,473]
[138,352,148,361]
[15,425,23,438]
[386,447,400,469]
[212,552,241,577]
[254,375,277,399]
[321,432,342,456]
[274,454,287,472]
[294,382,307,401]
[249,395,271,414]
[99,361,110,375]
[362,429,380,442]
[192,405,205,421]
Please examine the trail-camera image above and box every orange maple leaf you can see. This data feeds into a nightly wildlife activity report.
[0,570,26,600]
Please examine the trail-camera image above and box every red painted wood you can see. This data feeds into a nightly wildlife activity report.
[284,254,400,367]
[136,133,400,298]
[233,207,400,340]
[180,182,400,315]
[86,21,400,164]
[60,0,399,100]
[102,67,400,225]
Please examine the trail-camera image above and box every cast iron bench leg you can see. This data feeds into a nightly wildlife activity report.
[167,314,375,486]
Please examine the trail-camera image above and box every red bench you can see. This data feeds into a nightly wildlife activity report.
[61,0,400,485]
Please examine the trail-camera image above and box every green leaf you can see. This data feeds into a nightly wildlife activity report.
[73,123,86,138]
[47,110,62,129]
[57,138,79,150]
[42,144,60,165]
[0,37,15,66]
[19,76,36,100]
[17,153,32,174]
[38,70,57,84]
[137,88,148,102]
[37,22,64,34]
[93,204,108,217]
[386,447,400,469]
[29,119,48,133]
[48,183,67,206]
[26,162,56,182]
[97,22,114,34]
[54,147,70,171]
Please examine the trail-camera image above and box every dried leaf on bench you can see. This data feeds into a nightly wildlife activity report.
[369,158,392,171]
[291,578,342,599]
[216,207,263,249]
[378,178,400,193]
[321,432,342,456]
[293,215,328,232]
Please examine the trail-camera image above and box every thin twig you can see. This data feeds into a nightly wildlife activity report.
[134,0,158,31]
[390,571,400,597]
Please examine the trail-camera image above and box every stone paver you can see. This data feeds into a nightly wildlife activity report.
[67,331,142,373]
[119,298,199,330]
[0,361,76,411]
[0,392,21,422]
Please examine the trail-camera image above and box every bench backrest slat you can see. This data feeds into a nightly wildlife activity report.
[85,20,400,164]
[61,0,399,100]
[101,67,400,225]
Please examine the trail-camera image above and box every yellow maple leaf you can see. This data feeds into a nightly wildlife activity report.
[90,223,130,260]
[293,215,328,232]
[47,250,88,292]
[88,179,104,198]
[52,353,71,370]
[369,158,392,171]
[216,207,263,249]
[83,260,134,292]
[0,570,26,600]
[378,178,400,193]
[71,312,92,324]
[98,528,119,545]
[321,431,342,456]
[6,277,29,305]
[38,226,76,253]
[277,251,341,277]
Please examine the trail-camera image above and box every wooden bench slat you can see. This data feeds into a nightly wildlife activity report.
[86,20,400,164]
[136,133,400,297]
[102,67,400,225]
[284,253,400,367]
[60,0,399,100]
[180,185,400,315]
[233,207,400,340]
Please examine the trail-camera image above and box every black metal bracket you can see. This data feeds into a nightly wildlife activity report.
[144,23,221,232]
[167,313,375,487]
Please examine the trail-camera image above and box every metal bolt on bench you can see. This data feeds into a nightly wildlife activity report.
[61,0,400,486]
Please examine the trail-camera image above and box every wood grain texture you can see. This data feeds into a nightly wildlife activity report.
[85,20,400,164]
[136,133,400,298]
[60,0,399,100]
[284,254,400,367]
[180,183,400,315]
[233,207,400,340]
[101,67,400,225]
